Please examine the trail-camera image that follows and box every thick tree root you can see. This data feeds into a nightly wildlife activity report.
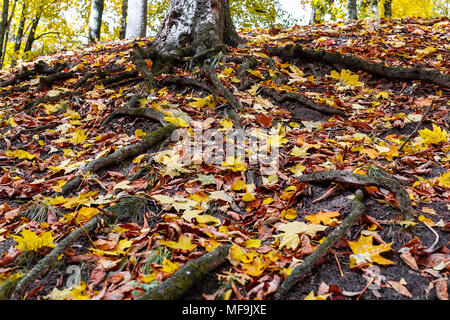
[60,124,176,195]
[38,71,75,90]
[296,170,414,219]
[261,87,347,116]
[130,44,157,90]
[273,189,365,300]
[10,214,102,299]
[138,244,231,300]
[101,107,167,126]
[0,61,65,88]
[268,44,450,89]
[101,70,139,87]
[204,65,243,112]
[23,87,89,110]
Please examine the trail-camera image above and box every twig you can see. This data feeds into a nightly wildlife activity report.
[398,99,436,152]
[422,220,439,254]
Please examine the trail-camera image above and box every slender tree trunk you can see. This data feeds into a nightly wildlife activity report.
[0,0,9,65]
[309,3,317,24]
[10,1,26,67]
[347,0,358,19]
[371,0,379,17]
[88,0,104,43]
[383,0,392,18]
[119,0,128,39]
[153,0,241,57]
[24,13,40,53]
[0,0,17,68]
[125,0,147,39]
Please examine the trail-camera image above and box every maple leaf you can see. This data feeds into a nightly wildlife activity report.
[348,235,395,268]
[330,69,362,89]
[160,235,197,251]
[305,211,341,226]
[5,149,36,160]
[163,116,188,127]
[69,128,88,145]
[418,124,448,145]
[437,172,450,188]
[222,156,247,172]
[160,258,180,274]
[13,229,56,252]
[275,221,327,250]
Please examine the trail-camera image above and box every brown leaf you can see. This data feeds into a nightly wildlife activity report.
[435,278,448,300]
[387,280,412,298]
[400,251,419,271]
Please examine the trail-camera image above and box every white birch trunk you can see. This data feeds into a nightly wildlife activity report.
[125,0,147,39]
[88,0,104,43]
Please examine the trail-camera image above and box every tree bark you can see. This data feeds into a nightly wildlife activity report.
[9,0,26,67]
[125,0,147,39]
[0,0,9,64]
[88,0,104,43]
[347,0,358,20]
[383,0,392,18]
[153,0,241,57]
[119,0,128,39]
[24,17,38,53]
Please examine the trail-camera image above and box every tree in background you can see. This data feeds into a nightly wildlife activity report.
[125,0,147,38]
[88,0,105,42]
[347,0,358,19]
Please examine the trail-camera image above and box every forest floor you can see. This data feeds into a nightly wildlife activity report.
[0,17,448,301]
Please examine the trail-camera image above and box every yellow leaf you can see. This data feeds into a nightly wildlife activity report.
[263,197,274,205]
[13,229,56,252]
[196,214,220,226]
[437,172,450,188]
[304,211,340,226]
[348,235,395,268]
[330,69,362,88]
[222,67,233,76]
[232,180,247,191]
[241,192,256,202]
[135,129,146,138]
[163,116,188,127]
[5,149,36,160]
[245,239,261,248]
[241,256,266,277]
[304,291,330,300]
[160,258,179,274]
[275,221,327,250]
[160,235,197,251]
[75,206,99,223]
[418,124,448,145]
[222,156,246,172]
[281,208,297,220]
[70,129,87,145]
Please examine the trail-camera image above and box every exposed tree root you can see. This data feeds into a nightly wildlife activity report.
[273,189,366,300]
[0,61,65,88]
[100,107,167,126]
[138,244,231,300]
[23,86,91,110]
[261,87,348,116]
[10,214,102,299]
[101,70,139,87]
[160,76,214,94]
[268,44,450,89]
[60,124,176,195]
[204,65,243,112]
[130,45,157,91]
[38,71,75,90]
[296,170,414,219]
[9,122,59,142]
[236,55,259,80]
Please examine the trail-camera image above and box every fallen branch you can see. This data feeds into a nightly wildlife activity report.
[138,244,231,300]
[296,170,414,219]
[60,124,176,195]
[261,87,347,116]
[268,44,450,89]
[273,189,366,300]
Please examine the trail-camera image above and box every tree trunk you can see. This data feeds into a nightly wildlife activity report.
[10,1,26,67]
[347,0,358,20]
[124,0,147,39]
[88,0,104,43]
[119,0,127,39]
[371,0,379,17]
[0,0,9,64]
[24,13,40,53]
[383,0,392,18]
[153,0,241,57]
[309,3,317,24]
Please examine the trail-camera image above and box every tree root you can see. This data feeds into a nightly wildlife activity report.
[100,106,167,126]
[204,65,243,112]
[296,170,414,219]
[138,244,231,300]
[130,44,157,91]
[160,76,214,93]
[38,71,75,90]
[60,124,176,195]
[268,44,450,89]
[23,86,91,110]
[261,87,348,116]
[10,214,102,299]
[273,189,365,300]
[101,70,139,87]
[0,61,65,88]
